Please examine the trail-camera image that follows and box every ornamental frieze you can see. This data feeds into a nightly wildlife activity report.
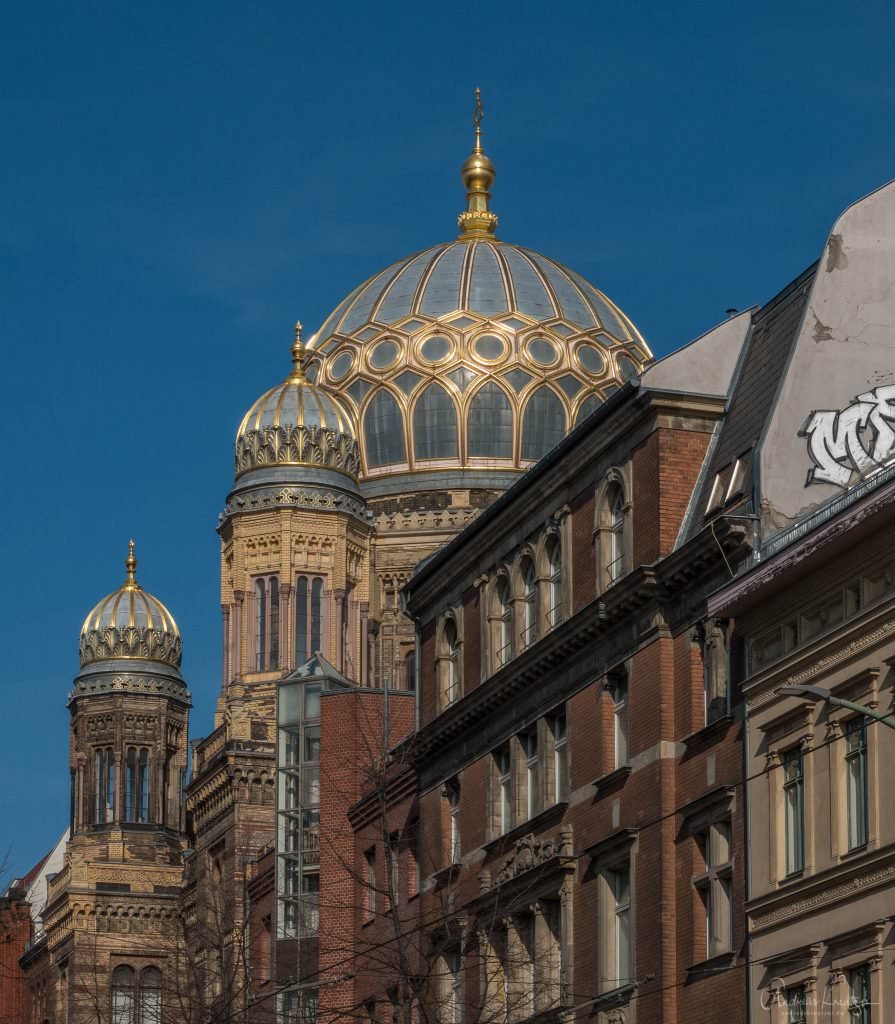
[495,829,573,885]
[78,625,182,669]
[234,423,360,477]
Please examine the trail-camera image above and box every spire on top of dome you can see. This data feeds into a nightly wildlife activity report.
[124,538,138,587]
[290,320,307,381]
[458,88,498,240]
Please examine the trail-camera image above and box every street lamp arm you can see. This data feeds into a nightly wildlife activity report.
[776,685,895,731]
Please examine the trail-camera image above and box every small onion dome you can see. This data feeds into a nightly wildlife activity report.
[234,322,360,481]
[79,541,182,669]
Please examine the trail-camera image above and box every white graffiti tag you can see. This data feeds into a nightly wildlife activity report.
[800,384,895,488]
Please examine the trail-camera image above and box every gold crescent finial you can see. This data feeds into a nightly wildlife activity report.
[458,88,498,240]
[125,539,138,586]
[290,321,307,381]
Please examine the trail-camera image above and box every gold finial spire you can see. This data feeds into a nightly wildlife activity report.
[289,320,307,381]
[458,88,498,240]
[124,539,138,587]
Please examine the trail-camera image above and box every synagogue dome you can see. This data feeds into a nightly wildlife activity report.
[79,542,182,670]
[305,100,651,489]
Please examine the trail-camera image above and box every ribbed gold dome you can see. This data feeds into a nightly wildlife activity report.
[235,323,360,481]
[79,542,182,669]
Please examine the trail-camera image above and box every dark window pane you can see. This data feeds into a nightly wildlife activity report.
[413,383,458,460]
[468,382,513,458]
[364,391,407,467]
[295,576,308,665]
[522,387,565,461]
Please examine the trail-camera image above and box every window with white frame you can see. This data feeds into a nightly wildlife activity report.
[612,678,629,769]
[523,729,540,821]
[545,537,563,628]
[607,485,626,584]
[608,863,633,989]
[495,576,513,668]
[783,747,805,875]
[550,709,569,803]
[693,819,732,959]
[440,617,461,706]
[494,745,513,835]
[845,717,868,850]
[520,558,538,649]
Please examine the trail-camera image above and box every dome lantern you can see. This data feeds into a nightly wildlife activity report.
[458,88,498,240]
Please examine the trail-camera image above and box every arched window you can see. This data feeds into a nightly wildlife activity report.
[295,576,325,665]
[495,576,513,668]
[255,577,266,670]
[111,966,135,1024]
[468,382,513,459]
[520,558,538,649]
[404,649,417,691]
[364,390,406,468]
[413,383,459,460]
[441,618,461,705]
[521,387,565,462]
[125,748,149,824]
[139,968,162,1024]
[545,537,563,628]
[95,747,115,824]
[608,485,626,583]
[269,576,280,670]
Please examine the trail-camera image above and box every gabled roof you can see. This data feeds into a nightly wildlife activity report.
[281,652,353,690]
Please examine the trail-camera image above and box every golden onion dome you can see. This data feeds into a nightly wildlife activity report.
[304,91,652,489]
[234,323,360,482]
[79,542,182,669]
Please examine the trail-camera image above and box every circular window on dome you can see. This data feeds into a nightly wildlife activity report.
[618,354,639,382]
[305,360,320,383]
[473,333,508,363]
[329,351,355,382]
[420,335,453,364]
[370,339,400,371]
[577,344,605,376]
[527,337,559,367]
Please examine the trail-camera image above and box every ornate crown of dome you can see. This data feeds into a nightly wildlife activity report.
[79,542,182,669]
[235,323,360,481]
[304,91,652,490]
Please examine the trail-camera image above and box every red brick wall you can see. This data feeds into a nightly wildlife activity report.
[0,898,31,1024]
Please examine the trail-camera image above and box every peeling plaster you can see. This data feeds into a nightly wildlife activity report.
[825,232,849,271]
[812,313,833,342]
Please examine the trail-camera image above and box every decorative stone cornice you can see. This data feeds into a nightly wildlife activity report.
[222,482,367,522]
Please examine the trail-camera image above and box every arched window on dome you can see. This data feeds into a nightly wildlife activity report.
[522,387,566,462]
[295,575,325,665]
[468,382,513,459]
[413,383,459,461]
[576,393,603,426]
[364,390,406,468]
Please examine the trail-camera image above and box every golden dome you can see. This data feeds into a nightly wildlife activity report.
[235,323,360,481]
[79,542,182,669]
[305,94,651,490]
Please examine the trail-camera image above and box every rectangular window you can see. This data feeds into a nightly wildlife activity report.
[849,965,871,1024]
[611,865,632,986]
[695,820,732,959]
[846,717,868,850]
[449,787,461,863]
[786,987,807,1024]
[783,748,805,875]
[495,746,512,834]
[613,680,629,769]
[551,710,569,803]
[523,731,539,820]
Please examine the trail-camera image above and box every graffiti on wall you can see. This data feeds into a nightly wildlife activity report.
[800,384,895,487]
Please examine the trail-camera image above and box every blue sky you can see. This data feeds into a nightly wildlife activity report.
[2,0,894,874]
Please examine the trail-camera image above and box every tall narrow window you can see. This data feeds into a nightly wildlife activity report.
[125,749,136,822]
[495,746,512,834]
[413,382,459,460]
[95,748,115,824]
[848,966,871,1024]
[255,577,267,671]
[786,987,807,1024]
[138,749,149,823]
[365,848,377,917]
[551,710,569,803]
[607,486,626,583]
[694,820,732,959]
[404,649,416,691]
[295,576,325,665]
[111,966,135,1024]
[445,952,463,1024]
[495,577,513,667]
[269,576,280,670]
[442,618,461,705]
[468,382,513,459]
[365,389,407,467]
[521,387,565,461]
[448,784,461,863]
[523,731,540,820]
[783,747,805,875]
[612,866,632,987]
[521,559,538,648]
[140,967,162,1024]
[846,717,868,850]
[612,678,629,769]
[545,539,562,628]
